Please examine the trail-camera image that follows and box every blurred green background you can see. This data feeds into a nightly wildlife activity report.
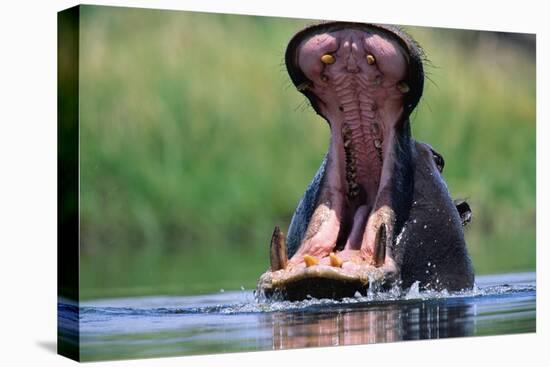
[77,6,536,299]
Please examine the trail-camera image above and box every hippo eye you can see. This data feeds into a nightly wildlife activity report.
[432,152,445,173]
[366,54,376,65]
[320,54,335,64]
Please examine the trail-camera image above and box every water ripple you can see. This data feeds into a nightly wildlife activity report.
[75,273,536,317]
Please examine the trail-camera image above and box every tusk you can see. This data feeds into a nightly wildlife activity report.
[303,254,319,267]
[329,252,343,268]
[371,224,387,267]
[321,54,335,64]
[270,226,288,271]
[366,54,376,65]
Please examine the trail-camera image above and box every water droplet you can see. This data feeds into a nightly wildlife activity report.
[423,224,428,229]
[405,281,421,299]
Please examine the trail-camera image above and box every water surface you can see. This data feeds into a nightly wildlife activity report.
[59,272,536,361]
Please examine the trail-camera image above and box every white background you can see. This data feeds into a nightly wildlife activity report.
[0,0,547,366]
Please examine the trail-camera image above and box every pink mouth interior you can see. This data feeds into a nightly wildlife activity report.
[290,28,408,265]
[258,28,409,299]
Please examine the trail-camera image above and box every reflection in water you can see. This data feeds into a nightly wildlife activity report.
[71,273,535,361]
[267,300,474,349]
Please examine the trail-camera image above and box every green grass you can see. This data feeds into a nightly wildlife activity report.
[76,6,536,299]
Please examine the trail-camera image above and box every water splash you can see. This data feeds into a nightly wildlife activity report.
[76,274,535,318]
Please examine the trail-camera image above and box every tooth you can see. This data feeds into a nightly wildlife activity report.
[321,75,329,82]
[296,81,311,92]
[329,252,343,267]
[321,54,335,64]
[366,54,376,65]
[397,81,410,93]
[270,226,288,271]
[303,254,319,267]
[371,224,387,267]
[374,139,382,149]
[371,123,380,135]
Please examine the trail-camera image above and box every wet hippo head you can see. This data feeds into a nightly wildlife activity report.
[257,22,473,301]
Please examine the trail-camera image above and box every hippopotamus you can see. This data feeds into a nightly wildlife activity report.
[257,22,474,301]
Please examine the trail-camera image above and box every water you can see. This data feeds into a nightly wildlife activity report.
[59,272,536,361]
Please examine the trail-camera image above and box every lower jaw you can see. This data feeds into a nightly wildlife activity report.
[256,103,397,300]
[257,250,394,300]
[257,146,395,300]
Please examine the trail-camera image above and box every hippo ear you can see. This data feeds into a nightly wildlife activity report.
[454,200,472,227]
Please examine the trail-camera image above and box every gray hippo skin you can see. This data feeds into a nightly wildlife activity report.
[258,22,474,300]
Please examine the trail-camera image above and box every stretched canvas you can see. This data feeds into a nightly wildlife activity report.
[58,4,536,362]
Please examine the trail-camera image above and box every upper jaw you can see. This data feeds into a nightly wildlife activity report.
[293,26,410,217]
[285,22,425,118]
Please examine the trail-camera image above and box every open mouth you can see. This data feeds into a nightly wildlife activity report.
[257,23,424,301]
